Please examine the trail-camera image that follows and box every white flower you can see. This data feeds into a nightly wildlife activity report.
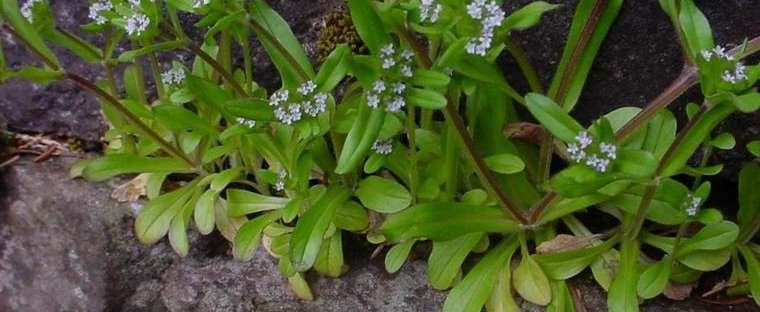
[700,49,713,60]
[420,0,443,23]
[297,80,317,95]
[274,104,302,125]
[366,93,380,108]
[386,96,406,113]
[380,43,395,57]
[401,49,415,62]
[269,90,289,106]
[125,13,150,36]
[392,82,406,95]
[684,194,702,217]
[303,93,328,117]
[371,139,393,155]
[275,170,287,191]
[193,0,211,8]
[566,143,586,162]
[236,117,256,128]
[600,142,617,160]
[372,80,386,93]
[734,63,748,81]
[401,65,413,78]
[575,131,593,149]
[88,1,113,25]
[586,154,610,173]
[713,45,734,60]
[465,0,504,56]
[128,0,141,8]
[161,67,185,85]
[20,0,42,23]
[722,70,737,84]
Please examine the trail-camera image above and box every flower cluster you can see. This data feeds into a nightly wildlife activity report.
[721,63,748,84]
[125,13,150,36]
[379,43,415,77]
[420,0,443,23]
[566,131,617,173]
[161,67,186,86]
[366,80,407,113]
[236,117,256,129]
[88,0,113,25]
[465,0,505,56]
[274,170,287,191]
[371,139,393,155]
[20,0,42,23]
[269,80,328,125]
[683,194,702,217]
[700,45,748,84]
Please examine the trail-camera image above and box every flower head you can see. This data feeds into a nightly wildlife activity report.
[125,13,150,36]
[684,194,702,217]
[465,0,505,56]
[297,80,318,95]
[161,67,185,85]
[275,170,287,191]
[88,1,113,25]
[193,0,210,8]
[371,139,393,155]
[269,81,327,124]
[420,0,443,23]
[236,117,256,128]
[565,131,617,173]
[21,0,42,23]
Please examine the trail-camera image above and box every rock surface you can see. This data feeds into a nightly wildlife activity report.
[0,157,447,311]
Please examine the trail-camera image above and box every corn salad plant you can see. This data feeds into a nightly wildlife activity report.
[1,0,760,310]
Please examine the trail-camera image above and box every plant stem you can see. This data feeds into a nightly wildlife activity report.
[67,73,198,168]
[505,36,543,94]
[185,43,248,97]
[406,106,419,204]
[246,19,311,81]
[398,27,527,223]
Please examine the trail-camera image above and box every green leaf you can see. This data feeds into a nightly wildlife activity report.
[1,0,60,68]
[313,231,344,277]
[677,221,739,256]
[711,132,736,150]
[661,103,734,176]
[169,192,198,257]
[380,203,519,243]
[427,233,483,290]
[637,257,671,299]
[385,239,415,274]
[678,248,731,271]
[483,153,525,174]
[550,165,619,198]
[678,0,714,59]
[233,211,281,261]
[547,0,623,110]
[334,200,369,232]
[485,262,521,312]
[225,98,275,121]
[186,75,234,118]
[738,163,760,238]
[289,186,350,272]
[607,239,640,312]
[346,0,391,55]
[513,254,552,306]
[609,178,688,225]
[5,66,63,84]
[406,87,447,109]
[737,245,760,306]
[356,176,412,213]
[82,155,193,182]
[153,104,220,136]
[747,141,760,158]
[315,44,350,92]
[616,149,658,178]
[534,234,618,280]
[735,92,760,113]
[135,184,196,245]
[226,189,290,217]
[117,40,187,62]
[442,238,519,312]
[412,69,451,88]
[250,0,315,87]
[335,105,386,174]
[524,93,584,143]
[503,1,560,31]
[210,167,242,192]
[194,190,217,235]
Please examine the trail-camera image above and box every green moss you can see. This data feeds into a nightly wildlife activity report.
[317,6,367,62]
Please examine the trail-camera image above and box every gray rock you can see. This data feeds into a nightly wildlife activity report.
[0,157,446,311]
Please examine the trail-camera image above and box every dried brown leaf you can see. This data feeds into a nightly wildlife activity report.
[536,234,601,254]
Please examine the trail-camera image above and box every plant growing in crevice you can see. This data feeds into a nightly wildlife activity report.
[1,0,759,310]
